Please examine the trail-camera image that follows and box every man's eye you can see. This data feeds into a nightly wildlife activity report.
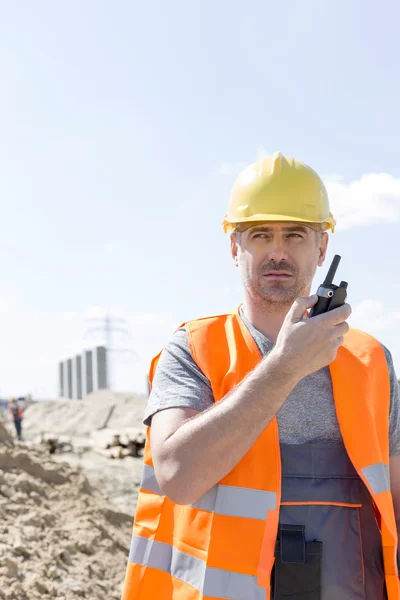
[253,233,268,239]
[287,233,303,239]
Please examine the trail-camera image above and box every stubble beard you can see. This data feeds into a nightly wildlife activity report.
[250,278,305,313]
[240,260,313,313]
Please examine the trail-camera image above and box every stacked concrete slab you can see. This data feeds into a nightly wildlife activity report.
[59,346,107,399]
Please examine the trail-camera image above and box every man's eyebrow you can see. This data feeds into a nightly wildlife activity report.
[247,226,273,233]
[247,225,310,234]
[282,225,310,234]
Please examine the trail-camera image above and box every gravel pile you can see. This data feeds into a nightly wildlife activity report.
[0,423,132,600]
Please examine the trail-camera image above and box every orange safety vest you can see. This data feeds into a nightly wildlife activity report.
[9,403,23,419]
[122,310,399,600]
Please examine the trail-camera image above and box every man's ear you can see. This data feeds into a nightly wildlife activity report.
[318,232,329,267]
[230,233,240,267]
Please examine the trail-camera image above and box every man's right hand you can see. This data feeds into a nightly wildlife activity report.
[272,295,352,382]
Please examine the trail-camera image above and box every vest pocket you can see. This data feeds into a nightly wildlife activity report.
[272,524,322,600]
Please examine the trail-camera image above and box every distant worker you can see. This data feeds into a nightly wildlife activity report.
[8,398,23,440]
[122,153,400,599]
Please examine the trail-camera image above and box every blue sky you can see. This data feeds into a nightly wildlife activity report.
[1,1,400,397]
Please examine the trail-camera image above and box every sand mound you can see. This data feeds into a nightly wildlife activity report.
[0,437,132,600]
[22,391,148,438]
[0,423,12,443]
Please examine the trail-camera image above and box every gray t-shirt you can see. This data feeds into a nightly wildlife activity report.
[144,309,400,456]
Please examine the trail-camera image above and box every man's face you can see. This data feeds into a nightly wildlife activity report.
[230,222,328,309]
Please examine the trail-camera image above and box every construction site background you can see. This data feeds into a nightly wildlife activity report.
[0,391,147,600]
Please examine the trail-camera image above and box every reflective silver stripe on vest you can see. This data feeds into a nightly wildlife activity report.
[191,485,218,511]
[204,567,265,600]
[362,462,391,494]
[190,484,277,520]
[129,535,264,599]
[193,484,276,519]
[129,535,206,590]
[212,484,276,520]
[141,465,276,520]
[141,463,164,496]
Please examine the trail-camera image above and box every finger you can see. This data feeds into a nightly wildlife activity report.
[320,303,352,326]
[335,336,345,348]
[333,321,350,337]
[289,295,318,322]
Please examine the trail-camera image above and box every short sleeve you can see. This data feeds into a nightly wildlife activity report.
[143,328,214,426]
[382,345,400,456]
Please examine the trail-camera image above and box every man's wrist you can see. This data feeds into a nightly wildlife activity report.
[265,347,301,391]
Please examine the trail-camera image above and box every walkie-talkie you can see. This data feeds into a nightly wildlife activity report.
[308,255,348,318]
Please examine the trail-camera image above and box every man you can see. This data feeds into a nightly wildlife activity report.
[122,152,400,599]
[8,398,23,440]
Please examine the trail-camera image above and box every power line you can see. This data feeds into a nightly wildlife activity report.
[85,312,140,390]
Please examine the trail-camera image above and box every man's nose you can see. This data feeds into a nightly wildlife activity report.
[266,239,289,262]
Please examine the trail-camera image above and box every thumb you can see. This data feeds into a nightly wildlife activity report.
[289,295,318,322]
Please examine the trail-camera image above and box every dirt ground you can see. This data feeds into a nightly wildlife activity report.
[51,447,143,516]
[8,392,148,516]
[0,423,137,600]
[1,394,147,600]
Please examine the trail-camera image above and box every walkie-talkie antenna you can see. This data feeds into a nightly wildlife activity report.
[323,255,341,286]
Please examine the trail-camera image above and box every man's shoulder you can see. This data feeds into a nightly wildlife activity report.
[346,327,395,371]
[347,327,391,350]
[183,310,238,330]
[162,311,238,352]
[346,326,384,348]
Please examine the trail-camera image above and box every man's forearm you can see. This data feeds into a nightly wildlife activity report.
[156,349,299,504]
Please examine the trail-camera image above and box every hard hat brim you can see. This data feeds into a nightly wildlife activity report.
[223,213,335,233]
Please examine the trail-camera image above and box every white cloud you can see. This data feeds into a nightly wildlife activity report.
[349,299,400,332]
[325,173,400,229]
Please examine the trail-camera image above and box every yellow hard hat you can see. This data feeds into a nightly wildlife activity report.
[222,152,336,233]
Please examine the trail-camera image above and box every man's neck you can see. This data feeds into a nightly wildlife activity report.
[242,300,289,344]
